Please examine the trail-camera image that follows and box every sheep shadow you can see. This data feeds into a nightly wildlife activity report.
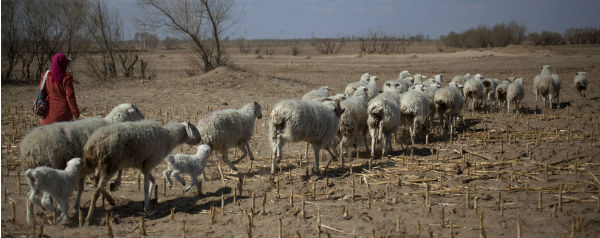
[518,106,542,115]
[94,186,236,223]
[555,101,572,109]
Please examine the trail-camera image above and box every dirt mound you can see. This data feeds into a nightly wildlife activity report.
[188,65,257,89]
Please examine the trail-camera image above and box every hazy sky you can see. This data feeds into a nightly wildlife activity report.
[115,0,600,39]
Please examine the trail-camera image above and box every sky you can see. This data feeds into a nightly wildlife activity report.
[114,0,600,40]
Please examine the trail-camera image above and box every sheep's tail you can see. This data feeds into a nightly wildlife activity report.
[378,120,384,140]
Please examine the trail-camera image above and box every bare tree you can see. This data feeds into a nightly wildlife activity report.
[140,0,236,72]
[88,0,120,78]
[1,0,22,82]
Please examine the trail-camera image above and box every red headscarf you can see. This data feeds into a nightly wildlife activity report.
[50,53,68,83]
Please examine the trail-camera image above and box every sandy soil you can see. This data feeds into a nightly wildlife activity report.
[2,44,600,238]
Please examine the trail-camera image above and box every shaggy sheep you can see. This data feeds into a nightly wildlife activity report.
[302,86,331,101]
[400,90,430,145]
[197,101,262,172]
[344,73,373,96]
[269,99,344,174]
[338,86,370,161]
[551,73,561,103]
[81,120,201,225]
[534,65,555,110]
[367,92,402,156]
[506,78,525,114]
[25,157,82,224]
[434,82,464,136]
[398,70,410,79]
[19,103,144,220]
[413,74,426,85]
[462,75,484,111]
[422,83,440,128]
[573,72,588,98]
[163,144,211,195]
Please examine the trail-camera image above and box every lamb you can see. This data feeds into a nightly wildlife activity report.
[269,99,344,174]
[25,157,82,224]
[338,87,370,162]
[81,120,201,225]
[367,92,402,157]
[533,65,555,110]
[163,144,211,195]
[434,82,464,136]
[573,72,588,98]
[400,90,430,145]
[20,103,144,222]
[302,86,331,101]
[196,102,262,172]
[506,78,525,114]
[462,75,484,111]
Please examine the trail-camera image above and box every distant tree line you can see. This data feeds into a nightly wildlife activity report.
[441,21,600,48]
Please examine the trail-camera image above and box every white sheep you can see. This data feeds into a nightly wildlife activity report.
[434,82,464,136]
[462,75,484,111]
[269,99,344,174]
[302,86,331,101]
[367,92,402,157]
[344,73,372,96]
[551,73,561,103]
[534,65,555,110]
[338,86,370,161]
[422,83,440,128]
[163,144,211,195]
[196,102,262,172]
[398,70,410,79]
[506,78,525,114]
[81,120,201,225]
[366,75,379,100]
[573,72,588,98]
[25,157,82,224]
[400,90,430,145]
[20,103,144,222]
[423,74,443,86]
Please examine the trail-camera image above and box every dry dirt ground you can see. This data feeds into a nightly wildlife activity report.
[2,44,600,238]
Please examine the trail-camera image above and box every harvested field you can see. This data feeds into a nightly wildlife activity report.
[2,44,600,237]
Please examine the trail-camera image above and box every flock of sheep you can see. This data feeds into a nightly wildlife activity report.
[19,66,589,227]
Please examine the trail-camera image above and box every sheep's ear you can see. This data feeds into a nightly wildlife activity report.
[253,101,259,106]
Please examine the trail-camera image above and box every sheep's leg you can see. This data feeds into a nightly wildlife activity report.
[271,138,283,174]
[163,169,174,188]
[184,173,196,192]
[244,142,255,161]
[41,192,58,214]
[339,136,347,163]
[323,146,338,173]
[221,152,239,172]
[85,172,109,226]
[411,118,418,145]
[312,144,321,175]
[362,128,370,154]
[27,188,41,224]
[194,173,203,196]
[507,100,511,114]
[55,196,70,223]
[143,171,157,214]
[369,128,377,158]
[171,170,185,187]
[232,143,247,164]
[109,169,123,191]
[72,177,85,219]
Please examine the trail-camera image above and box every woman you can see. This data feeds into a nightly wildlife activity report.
[40,53,80,125]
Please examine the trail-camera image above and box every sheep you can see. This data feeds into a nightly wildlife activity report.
[462,75,485,111]
[338,86,370,161]
[422,83,440,128]
[163,144,211,196]
[552,73,561,103]
[19,103,144,221]
[329,93,348,101]
[533,65,555,110]
[383,79,401,93]
[366,75,379,100]
[434,82,464,136]
[302,86,331,101]
[81,120,201,225]
[506,78,525,114]
[413,74,426,85]
[482,78,498,108]
[196,101,262,172]
[400,90,430,145]
[25,157,82,224]
[495,81,510,109]
[398,70,410,79]
[344,73,372,96]
[269,99,344,174]
[367,92,402,157]
[423,74,443,86]
[573,72,588,98]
